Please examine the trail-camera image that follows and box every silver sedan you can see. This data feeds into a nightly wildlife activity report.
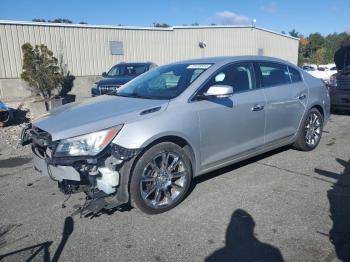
[22,56,330,214]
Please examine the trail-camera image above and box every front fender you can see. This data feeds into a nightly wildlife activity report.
[113,106,200,173]
[112,108,201,174]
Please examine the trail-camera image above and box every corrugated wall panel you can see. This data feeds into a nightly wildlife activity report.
[0,23,298,78]
[0,25,6,78]
[4,25,15,77]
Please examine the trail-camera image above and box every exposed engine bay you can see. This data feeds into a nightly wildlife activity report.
[21,124,140,216]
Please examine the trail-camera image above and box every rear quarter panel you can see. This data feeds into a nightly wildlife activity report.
[302,71,331,123]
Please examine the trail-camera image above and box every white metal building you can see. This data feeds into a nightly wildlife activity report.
[0,20,299,99]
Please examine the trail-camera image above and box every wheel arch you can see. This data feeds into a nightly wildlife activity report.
[311,104,324,118]
[139,134,198,175]
[293,102,325,145]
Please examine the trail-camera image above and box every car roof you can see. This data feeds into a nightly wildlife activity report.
[115,62,154,66]
[172,56,294,66]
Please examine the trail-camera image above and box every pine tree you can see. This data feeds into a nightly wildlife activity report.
[21,43,63,99]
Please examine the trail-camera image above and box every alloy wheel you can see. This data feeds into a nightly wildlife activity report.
[304,112,322,147]
[140,152,187,209]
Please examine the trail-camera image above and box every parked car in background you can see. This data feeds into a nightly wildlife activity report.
[91,62,157,96]
[302,64,317,71]
[325,66,338,78]
[328,43,350,111]
[302,65,328,81]
[22,56,330,215]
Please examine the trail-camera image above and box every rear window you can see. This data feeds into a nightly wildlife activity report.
[259,63,291,87]
[288,66,302,83]
[107,64,148,77]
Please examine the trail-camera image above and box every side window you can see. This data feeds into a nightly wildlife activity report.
[288,66,302,83]
[190,69,204,83]
[259,63,291,87]
[162,72,181,88]
[107,66,119,76]
[203,63,256,93]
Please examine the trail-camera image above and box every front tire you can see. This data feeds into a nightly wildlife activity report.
[293,108,323,151]
[130,142,192,214]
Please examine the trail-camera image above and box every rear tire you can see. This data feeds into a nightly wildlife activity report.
[293,108,323,151]
[130,142,192,214]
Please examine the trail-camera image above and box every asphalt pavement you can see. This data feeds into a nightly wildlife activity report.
[0,113,349,262]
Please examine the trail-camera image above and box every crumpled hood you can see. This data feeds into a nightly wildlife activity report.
[334,43,350,71]
[33,95,169,141]
[98,76,134,86]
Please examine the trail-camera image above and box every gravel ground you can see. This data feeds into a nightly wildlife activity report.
[0,113,349,262]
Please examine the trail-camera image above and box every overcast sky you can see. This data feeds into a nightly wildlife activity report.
[0,0,349,36]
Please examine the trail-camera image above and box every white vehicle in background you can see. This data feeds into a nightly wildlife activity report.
[303,65,329,81]
[318,64,337,78]
[325,66,338,78]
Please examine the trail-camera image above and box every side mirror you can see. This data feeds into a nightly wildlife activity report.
[102,72,107,77]
[204,85,233,98]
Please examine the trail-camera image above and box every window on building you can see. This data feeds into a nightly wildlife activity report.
[258,48,264,56]
[110,41,124,55]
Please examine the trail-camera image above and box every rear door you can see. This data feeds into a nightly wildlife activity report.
[256,62,307,144]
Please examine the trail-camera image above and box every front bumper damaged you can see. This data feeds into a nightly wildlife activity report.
[21,124,141,215]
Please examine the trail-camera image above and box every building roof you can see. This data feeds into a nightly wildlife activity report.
[0,20,299,41]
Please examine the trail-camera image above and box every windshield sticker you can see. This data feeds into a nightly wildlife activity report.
[187,64,212,69]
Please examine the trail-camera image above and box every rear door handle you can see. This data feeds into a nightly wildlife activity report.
[297,94,306,100]
[251,104,264,111]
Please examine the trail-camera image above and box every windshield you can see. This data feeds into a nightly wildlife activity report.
[116,63,212,100]
[107,64,148,77]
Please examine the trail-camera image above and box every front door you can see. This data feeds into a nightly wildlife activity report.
[193,62,266,169]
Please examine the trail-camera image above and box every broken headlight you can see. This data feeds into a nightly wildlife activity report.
[54,125,122,157]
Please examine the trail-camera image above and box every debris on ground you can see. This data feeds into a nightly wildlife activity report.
[0,101,13,127]
[0,102,31,157]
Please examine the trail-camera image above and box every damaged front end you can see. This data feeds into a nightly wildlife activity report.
[21,124,140,215]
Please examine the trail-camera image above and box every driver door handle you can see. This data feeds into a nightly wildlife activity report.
[297,94,306,100]
[251,104,264,111]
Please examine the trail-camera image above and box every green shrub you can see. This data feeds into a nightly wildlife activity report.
[21,43,63,99]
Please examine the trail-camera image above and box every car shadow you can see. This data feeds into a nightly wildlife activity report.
[190,146,290,194]
[73,146,290,218]
[79,203,133,219]
[314,158,350,261]
[205,209,284,261]
[0,216,74,262]
[331,109,350,116]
